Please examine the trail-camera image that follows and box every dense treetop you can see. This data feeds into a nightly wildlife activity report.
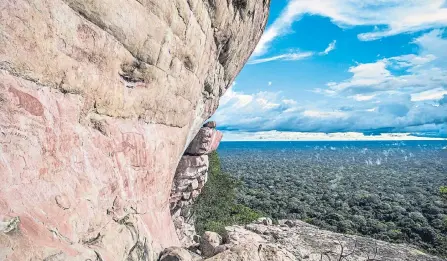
[218,141,447,257]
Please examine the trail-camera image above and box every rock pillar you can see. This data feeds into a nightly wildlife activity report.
[170,121,223,245]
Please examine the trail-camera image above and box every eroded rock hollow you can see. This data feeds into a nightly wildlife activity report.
[0,0,269,259]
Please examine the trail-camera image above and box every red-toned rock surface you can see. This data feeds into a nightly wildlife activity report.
[0,0,269,260]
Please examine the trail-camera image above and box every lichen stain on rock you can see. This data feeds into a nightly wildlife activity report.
[8,86,44,117]
[76,23,97,45]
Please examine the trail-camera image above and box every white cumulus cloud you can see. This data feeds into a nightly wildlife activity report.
[325,30,447,95]
[213,31,447,137]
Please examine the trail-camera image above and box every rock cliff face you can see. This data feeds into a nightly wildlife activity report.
[0,0,269,260]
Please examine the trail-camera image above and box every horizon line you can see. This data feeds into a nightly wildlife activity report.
[219,131,446,142]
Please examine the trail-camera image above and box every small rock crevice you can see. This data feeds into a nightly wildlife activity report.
[232,0,248,19]
[127,238,150,261]
[119,60,146,89]
[82,233,103,245]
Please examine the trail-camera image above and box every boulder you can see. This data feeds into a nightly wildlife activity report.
[256,217,273,226]
[159,247,193,261]
[200,231,222,257]
[213,244,229,255]
[284,220,296,228]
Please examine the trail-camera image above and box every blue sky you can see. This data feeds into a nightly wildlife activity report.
[212,0,447,140]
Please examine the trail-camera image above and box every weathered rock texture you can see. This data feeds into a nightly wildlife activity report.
[202,220,444,261]
[185,126,223,156]
[170,123,222,246]
[0,0,269,260]
[162,219,445,261]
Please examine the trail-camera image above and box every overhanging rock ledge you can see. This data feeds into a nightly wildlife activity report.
[0,0,269,260]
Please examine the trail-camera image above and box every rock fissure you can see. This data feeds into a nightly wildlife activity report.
[175,4,190,31]
[82,233,103,246]
[0,65,58,93]
[49,227,75,245]
[94,250,104,261]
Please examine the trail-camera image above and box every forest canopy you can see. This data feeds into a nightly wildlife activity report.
[218,141,447,257]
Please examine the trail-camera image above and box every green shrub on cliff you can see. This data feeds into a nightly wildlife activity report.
[193,151,262,235]
[440,186,447,200]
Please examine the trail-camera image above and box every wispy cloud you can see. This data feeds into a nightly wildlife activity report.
[249,39,336,65]
[350,94,377,101]
[253,0,447,57]
[248,51,314,65]
[319,40,337,55]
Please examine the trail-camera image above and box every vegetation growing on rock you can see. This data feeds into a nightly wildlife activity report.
[440,186,447,201]
[193,151,262,235]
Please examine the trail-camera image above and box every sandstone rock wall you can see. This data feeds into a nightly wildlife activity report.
[170,122,222,246]
[0,0,269,260]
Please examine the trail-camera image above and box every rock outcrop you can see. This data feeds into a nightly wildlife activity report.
[166,219,444,261]
[0,0,269,260]
[200,220,444,261]
[159,247,201,261]
[170,122,222,246]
